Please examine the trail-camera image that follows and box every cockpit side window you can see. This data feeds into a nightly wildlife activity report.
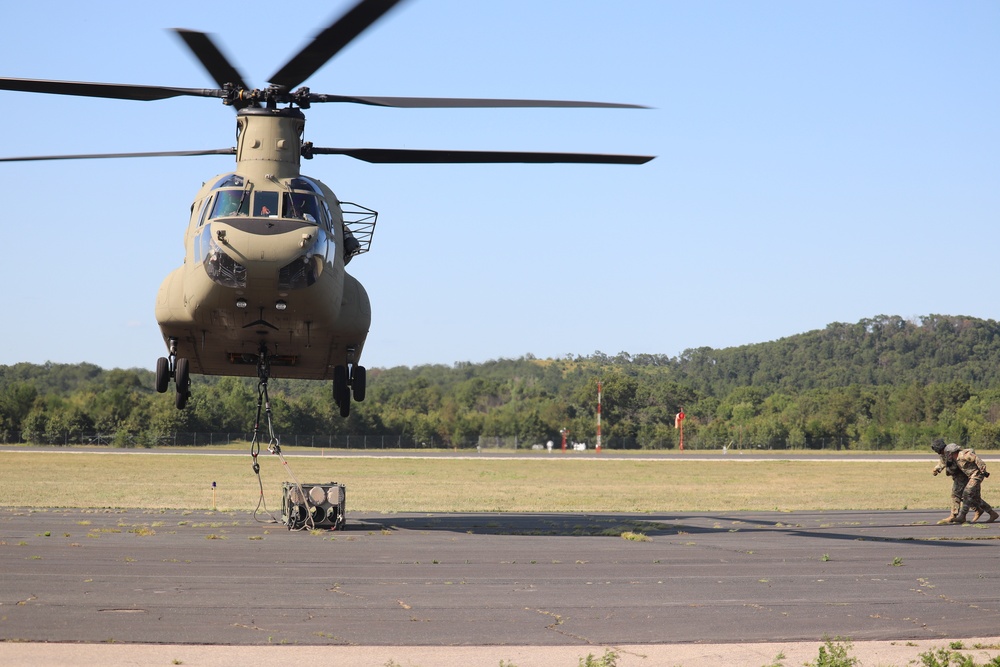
[320,200,334,230]
[254,191,279,217]
[195,196,212,227]
[211,189,250,218]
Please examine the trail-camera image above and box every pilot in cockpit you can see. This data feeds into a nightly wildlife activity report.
[254,191,279,217]
[285,193,318,222]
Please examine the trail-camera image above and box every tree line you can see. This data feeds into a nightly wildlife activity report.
[4,314,1000,450]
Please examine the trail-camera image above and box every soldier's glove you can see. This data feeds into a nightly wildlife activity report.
[985,471,991,478]
[933,468,939,476]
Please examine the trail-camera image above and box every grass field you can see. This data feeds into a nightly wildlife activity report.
[0,449,964,514]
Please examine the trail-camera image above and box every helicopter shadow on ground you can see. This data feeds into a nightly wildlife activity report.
[346,510,990,547]
[351,512,696,538]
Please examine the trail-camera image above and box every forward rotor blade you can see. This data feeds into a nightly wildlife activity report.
[270,0,405,90]
[0,148,236,163]
[0,77,225,102]
[307,147,655,164]
[173,29,253,91]
[307,93,650,109]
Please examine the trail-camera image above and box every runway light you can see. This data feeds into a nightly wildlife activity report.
[235,298,248,309]
[275,300,288,311]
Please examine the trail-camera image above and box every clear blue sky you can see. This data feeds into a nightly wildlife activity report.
[1,0,997,371]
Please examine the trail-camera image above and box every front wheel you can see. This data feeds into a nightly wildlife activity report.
[333,365,350,418]
[352,365,367,402]
[174,358,190,410]
[155,357,170,393]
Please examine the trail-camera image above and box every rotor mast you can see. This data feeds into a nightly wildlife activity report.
[235,107,305,181]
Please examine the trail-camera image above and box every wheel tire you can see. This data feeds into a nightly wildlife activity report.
[352,365,367,402]
[155,357,170,393]
[333,365,349,410]
[174,358,190,410]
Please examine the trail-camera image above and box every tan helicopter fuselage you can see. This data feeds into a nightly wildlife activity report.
[155,108,370,380]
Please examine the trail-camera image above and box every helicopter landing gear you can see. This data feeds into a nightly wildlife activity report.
[332,363,366,418]
[174,357,191,409]
[155,338,191,409]
[333,366,349,417]
[352,365,367,402]
[155,356,170,393]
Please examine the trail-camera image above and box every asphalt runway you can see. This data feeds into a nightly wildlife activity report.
[2,507,1000,666]
[0,508,1000,667]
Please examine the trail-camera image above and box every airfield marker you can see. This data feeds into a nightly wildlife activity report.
[675,409,686,451]
[596,380,602,453]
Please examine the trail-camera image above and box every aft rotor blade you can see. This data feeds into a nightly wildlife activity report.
[0,77,225,102]
[173,29,253,91]
[0,148,236,162]
[308,147,655,164]
[307,93,650,109]
[270,0,406,90]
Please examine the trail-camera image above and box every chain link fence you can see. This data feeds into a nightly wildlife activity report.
[1,430,959,451]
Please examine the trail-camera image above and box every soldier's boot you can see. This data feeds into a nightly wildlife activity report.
[987,509,999,523]
[936,513,957,525]
[947,512,968,524]
[972,509,984,522]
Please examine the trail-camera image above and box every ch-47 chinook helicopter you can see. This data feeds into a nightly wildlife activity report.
[0,0,653,419]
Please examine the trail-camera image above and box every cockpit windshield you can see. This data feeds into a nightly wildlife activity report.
[205,180,330,229]
[289,177,321,193]
[254,191,279,217]
[283,192,323,224]
[211,173,244,189]
[210,189,250,218]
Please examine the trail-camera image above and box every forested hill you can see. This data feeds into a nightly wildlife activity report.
[669,314,1000,394]
[4,314,1000,450]
[5,314,997,394]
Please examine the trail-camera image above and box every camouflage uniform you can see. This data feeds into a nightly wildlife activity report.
[931,440,974,522]
[953,448,996,522]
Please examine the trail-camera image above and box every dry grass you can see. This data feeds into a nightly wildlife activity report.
[0,450,954,513]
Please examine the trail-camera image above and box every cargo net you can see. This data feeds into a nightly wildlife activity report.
[282,482,346,531]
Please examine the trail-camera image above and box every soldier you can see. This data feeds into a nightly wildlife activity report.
[931,439,974,525]
[944,443,998,524]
